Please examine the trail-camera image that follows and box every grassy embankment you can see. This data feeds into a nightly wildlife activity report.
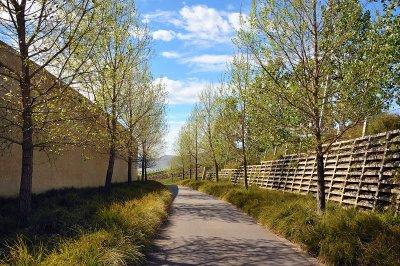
[0,181,172,265]
[177,179,400,266]
[158,176,179,185]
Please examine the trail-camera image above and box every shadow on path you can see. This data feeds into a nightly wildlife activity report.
[148,236,314,266]
[146,186,319,266]
[167,185,179,200]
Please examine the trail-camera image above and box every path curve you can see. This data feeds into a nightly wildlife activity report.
[146,185,320,266]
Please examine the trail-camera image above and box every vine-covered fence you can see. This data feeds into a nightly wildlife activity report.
[216,130,400,211]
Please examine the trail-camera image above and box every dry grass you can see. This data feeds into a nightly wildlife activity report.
[0,181,172,266]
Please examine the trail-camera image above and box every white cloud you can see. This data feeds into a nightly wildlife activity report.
[156,77,209,105]
[179,5,231,42]
[143,10,183,27]
[144,5,247,47]
[161,51,181,59]
[181,54,232,72]
[228,13,243,31]
[152,30,176,41]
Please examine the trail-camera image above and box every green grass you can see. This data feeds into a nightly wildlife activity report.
[0,181,172,265]
[146,170,168,176]
[179,180,400,266]
[158,176,183,185]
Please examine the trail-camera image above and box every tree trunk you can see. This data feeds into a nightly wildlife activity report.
[144,157,148,181]
[127,151,132,184]
[201,166,206,180]
[17,9,34,225]
[241,117,249,189]
[316,144,326,213]
[182,165,185,180]
[214,160,219,183]
[311,0,324,213]
[195,159,198,180]
[105,113,117,194]
[189,167,192,179]
[243,151,249,190]
[19,100,34,225]
[141,157,145,181]
[208,129,218,182]
[195,124,198,180]
[105,145,115,194]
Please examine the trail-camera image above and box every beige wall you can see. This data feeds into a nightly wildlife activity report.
[0,41,138,198]
[0,144,137,197]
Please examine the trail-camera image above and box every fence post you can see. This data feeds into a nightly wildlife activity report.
[201,167,206,180]
[362,117,368,137]
[298,141,302,154]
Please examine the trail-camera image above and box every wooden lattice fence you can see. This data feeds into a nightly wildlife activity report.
[217,130,400,211]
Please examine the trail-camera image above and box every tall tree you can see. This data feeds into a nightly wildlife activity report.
[188,105,201,180]
[198,84,221,182]
[174,129,189,179]
[0,0,101,223]
[138,97,167,181]
[179,123,194,179]
[83,0,149,193]
[121,63,157,183]
[227,51,254,189]
[237,0,394,212]
[136,78,167,181]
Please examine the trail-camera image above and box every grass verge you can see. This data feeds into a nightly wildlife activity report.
[179,179,400,266]
[158,176,180,185]
[0,181,172,265]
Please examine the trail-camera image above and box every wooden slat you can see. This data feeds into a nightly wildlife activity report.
[340,139,357,205]
[373,133,391,210]
[222,129,400,210]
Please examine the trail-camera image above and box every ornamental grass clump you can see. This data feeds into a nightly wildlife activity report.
[0,181,172,266]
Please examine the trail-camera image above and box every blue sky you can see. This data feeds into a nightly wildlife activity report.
[135,0,250,155]
[135,0,395,155]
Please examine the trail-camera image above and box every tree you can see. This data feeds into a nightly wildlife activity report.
[370,0,399,104]
[121,62,155,183]
[0,0,101,223]
[237,0,394,212]
[177,122,195,179]
[188,105,201,180]
[198,84,222,182]
[226,51,254,189]
[136,79,167,181]
[82,0,150,193]
[174,131,188,179]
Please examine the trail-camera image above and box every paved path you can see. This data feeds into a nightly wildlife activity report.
[146,186,320,266]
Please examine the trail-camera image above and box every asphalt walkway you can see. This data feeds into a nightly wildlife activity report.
[146,185,320,266]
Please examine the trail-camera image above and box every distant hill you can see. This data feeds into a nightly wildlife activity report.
[147,155,175,172]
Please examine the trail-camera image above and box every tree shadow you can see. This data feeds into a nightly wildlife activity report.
[171,202,255,224]
[146,236,318,265]
[146,186,319,265]
[169,187,255,224]
[167,185,179,200]
[0,181,165,245]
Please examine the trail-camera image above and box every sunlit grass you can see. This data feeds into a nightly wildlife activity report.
[158,176,183,185]
[179,180,400,266]
[0,181,172,265]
